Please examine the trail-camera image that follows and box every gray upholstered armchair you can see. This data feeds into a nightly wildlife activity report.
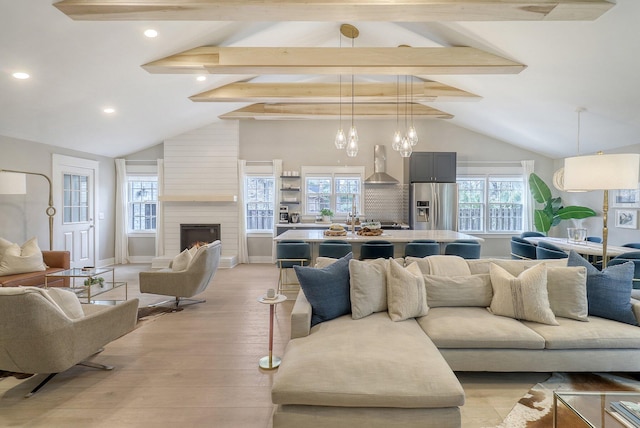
[139,240,221,308]
[0,287,138,397]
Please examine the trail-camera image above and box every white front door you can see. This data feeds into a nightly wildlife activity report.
[53,155,99,268]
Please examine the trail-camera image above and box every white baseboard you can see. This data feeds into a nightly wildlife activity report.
[248,256,275,264]
[97,257,115,268]
[220,255,238,269]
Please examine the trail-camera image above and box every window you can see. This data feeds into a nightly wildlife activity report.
[128,176,158,232]
[63,173,89,224]
[458,175,523,233]
[245,176,275,231]
[302,166,364,217]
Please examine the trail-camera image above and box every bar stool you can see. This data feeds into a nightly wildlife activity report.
[444,242,481,259]
[276,240,311,294]
[404,241,440,258]
[360,240,394,260]
[318,240,352,259]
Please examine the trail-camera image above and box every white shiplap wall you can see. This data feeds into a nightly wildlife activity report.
[163,121,239,267]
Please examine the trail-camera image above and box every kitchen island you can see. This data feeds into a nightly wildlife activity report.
[274,229,483,260]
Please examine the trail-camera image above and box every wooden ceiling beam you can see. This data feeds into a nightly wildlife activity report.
[143,46,525,75]
[190,81,480,103]
[218,103,454,120]
[54,1,614,22]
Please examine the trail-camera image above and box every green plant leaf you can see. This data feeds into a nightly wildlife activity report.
[534,209,552,233]
[556,206,597,220]
[529,173,552,204]
[550,197,563,212]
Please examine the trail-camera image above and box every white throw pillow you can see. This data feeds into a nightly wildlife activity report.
[349,258,388,320]
[386,260,428,322]
[46,287,85,319]
[424,274,493,307]
[547,266,589,321]
[172,248,193,272]
[489,263,558,326]
[0,237,47,277]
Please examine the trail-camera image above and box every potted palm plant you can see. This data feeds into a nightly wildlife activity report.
[529,173,596,234]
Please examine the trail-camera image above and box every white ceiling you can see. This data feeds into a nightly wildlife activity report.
[2,1,638,159]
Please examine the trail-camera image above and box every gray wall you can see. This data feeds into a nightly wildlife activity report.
[0,135,116,263]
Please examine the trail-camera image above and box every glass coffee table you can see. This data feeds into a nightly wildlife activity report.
[554,391,640,427]
[45,267,127,304]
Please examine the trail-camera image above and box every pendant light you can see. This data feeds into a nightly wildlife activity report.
[407,76,419,146]
[334,72,346,149]
[399,75,412,158]
[342,24,359,158]
[392,75,402,151]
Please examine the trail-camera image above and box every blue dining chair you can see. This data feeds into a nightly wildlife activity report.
[276,240,311,294]
[444,242,481,259]
[535,240,568,259]
[360,240,394,260]
[510,236,537,260]
[318,240,352,259]
[404,241,440,258]
[521,231,545,238]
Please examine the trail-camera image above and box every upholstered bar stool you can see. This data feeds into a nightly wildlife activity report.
[276,240,311,294]
[360,240,394,260]
[404,241,440,258]
[318,240,352,259]
[444,242,481,259]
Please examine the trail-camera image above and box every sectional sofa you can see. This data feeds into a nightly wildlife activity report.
[271,254,640,428]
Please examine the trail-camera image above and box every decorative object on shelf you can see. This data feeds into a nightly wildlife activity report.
[83,276,105,287]
[320,208,334,222]
[0,169,56,250]
[564,150,640,268]
[528,172,596,235]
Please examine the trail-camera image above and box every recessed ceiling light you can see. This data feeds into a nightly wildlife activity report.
[196,76,207,82]
[12,72,30,80]
[144,29,158,38]
[103,107,116,114]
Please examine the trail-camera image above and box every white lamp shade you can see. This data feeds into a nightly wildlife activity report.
[563,153,640,191]
[0,172,27,194]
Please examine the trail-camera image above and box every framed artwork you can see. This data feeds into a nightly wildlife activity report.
[612,186,640,208]
[615,209,638,229]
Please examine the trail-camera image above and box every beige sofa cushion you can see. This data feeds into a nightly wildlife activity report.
[423,273,492,307]
[272,312,464,409]
[523,316,640,349]
[0,237,46,276]
[386,260,428,322]
[349,258,388,320]
[418,307,546,349]
[489,263,558,326]
[467,258,568,275]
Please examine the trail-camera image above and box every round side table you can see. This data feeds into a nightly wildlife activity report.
[257,294,287,370]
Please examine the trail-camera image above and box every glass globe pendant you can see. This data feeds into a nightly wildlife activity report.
[335,128,346,149]
[407,125,418,146]
[346,133,358,157]
[392,130,402,151]
[399,136,412,158]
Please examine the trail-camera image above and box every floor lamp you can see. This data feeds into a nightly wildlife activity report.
[563,152,640,268]
[0,169,56,250]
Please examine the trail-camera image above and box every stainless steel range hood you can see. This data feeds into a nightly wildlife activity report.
[365,145,399,185]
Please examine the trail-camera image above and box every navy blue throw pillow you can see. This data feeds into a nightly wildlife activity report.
[294,252,353,327]
[567,251,637,325]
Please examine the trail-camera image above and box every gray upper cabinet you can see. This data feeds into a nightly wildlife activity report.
[409,152,457,183]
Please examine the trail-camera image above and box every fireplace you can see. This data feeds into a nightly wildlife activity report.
[180,224,221,251]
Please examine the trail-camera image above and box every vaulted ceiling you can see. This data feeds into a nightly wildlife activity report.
[3,1,638,160]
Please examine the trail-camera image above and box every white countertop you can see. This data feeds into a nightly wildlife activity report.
[274,229,483,243]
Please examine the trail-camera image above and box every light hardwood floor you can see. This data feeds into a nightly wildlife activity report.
[0,263,548,427]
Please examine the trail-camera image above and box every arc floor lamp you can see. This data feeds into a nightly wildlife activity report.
[0,169,56,250]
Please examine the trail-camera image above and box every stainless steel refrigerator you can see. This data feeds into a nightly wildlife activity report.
[410,183,459,230]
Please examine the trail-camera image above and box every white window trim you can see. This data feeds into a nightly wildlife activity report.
[458,168,525,235]
[126,173,158,234]
[301,165,365,220]
[244,168,275,234]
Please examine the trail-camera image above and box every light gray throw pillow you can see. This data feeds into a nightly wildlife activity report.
[386,260,428,322]
[349,258,388,320]
[424,274,493,307]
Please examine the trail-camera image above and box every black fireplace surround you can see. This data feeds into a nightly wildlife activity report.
[180,224,220,251]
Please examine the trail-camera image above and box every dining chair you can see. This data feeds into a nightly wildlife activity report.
[586,236,602,243]
[622,243,640,249]
[444,242,481,259]
[535,240,568,259]
[510,236,537,260]
[521,231,545,238]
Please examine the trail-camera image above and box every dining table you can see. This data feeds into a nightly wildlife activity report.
[274,229,484,261]
[523,236,631,261]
